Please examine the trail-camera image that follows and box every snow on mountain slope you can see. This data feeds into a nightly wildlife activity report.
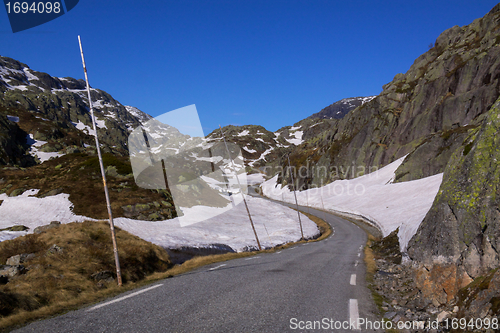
[284,130,303,145]
[207,125,292,169]
[261,156,443,252]
[0,189,318,251]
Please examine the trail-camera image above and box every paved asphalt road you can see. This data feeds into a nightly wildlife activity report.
[15,197,380,332]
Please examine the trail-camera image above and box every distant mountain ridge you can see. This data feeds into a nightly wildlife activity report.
[0,54,360,170]
[307,96,376,120]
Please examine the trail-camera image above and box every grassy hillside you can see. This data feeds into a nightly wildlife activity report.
[0,221,171,330]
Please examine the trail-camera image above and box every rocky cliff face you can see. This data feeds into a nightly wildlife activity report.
[401,4,500,305]
[0,112,34,166]
[405,95,500,305]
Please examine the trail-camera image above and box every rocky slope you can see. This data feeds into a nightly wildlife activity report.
[0,56,151,160]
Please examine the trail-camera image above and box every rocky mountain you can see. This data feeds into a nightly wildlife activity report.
[0,55,152,162]
[307,96,376,120]
[0,56,186,221]
[208,116,343,175]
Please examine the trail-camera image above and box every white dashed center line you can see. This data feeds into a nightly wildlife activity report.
[350,274,356,285]
[87,284,163,311]
[349,299,361,330]
[209,264,227,271]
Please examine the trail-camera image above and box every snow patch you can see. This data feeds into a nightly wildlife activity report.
[237,130,250,137]
[285,131,304,145]
[72,121,96,136]
[246,173,266,185]
[27,134,64,163]
[243,147,257,153]
[114,196,318,251]
[95,119,106,129]
[0,191,91,242]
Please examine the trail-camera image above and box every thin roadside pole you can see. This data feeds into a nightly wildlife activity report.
[219,126,262,251]
[320,191,327,223]
[287,154,304,240]
[306,190,310,214]
[78,35,122,286]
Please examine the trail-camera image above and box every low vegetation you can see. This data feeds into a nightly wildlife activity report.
[0,221,171,331]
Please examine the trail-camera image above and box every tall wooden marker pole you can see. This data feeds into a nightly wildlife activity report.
[219,126,262,250]
[287,154,304,240]
[78,36,122,286]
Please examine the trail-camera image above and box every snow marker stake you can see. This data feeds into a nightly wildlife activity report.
[78,35,122,286]
[287,154,304,240]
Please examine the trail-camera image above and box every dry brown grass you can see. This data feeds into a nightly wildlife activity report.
[364,234,378,278]
[301,211,332,241]
[0,221,171,331]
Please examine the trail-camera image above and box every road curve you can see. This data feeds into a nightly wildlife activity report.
[15,202,380,332]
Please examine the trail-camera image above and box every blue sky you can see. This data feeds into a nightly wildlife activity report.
[1,1,498,134]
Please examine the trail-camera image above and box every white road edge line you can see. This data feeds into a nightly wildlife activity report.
[87,284,163,312]
[357,252,361,257]
[245,256,261,261]
[350,274,356,285]
[209,264,227,271]
[276,251,282,254]
[349,299,361,330]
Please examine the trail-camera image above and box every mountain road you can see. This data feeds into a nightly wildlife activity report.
[15,194,380,332]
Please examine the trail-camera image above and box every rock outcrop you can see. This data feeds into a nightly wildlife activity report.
[407,95,500,302]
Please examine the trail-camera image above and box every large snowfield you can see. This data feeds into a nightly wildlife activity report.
[261,156,443,252]
[0,156,443,253]
[0,189,318,252]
